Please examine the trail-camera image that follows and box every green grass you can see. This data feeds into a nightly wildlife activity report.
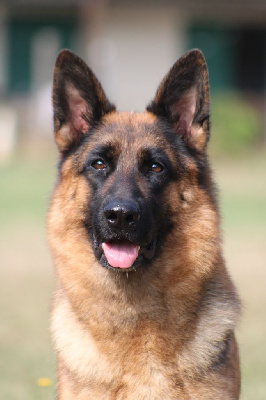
[0,151,265,399]
[0,263,55,399]
[0,156,57,399]
[0,157,56,225]
[215,154,266,231]
[214,152,266,399]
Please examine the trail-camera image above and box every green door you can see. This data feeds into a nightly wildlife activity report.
[7,15,77,93]
[188,24,237,93]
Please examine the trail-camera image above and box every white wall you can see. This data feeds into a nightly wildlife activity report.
[84,4,186,111]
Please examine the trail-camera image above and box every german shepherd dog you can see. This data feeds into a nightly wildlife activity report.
[48,49,241,399]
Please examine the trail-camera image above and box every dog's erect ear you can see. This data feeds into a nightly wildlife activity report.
[52,49,115,153]
[147,49,210,154]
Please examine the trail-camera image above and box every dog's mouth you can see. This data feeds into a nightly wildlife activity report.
[94,238,157,272]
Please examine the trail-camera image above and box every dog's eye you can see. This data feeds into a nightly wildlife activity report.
[149,163,163,173]
[91,159,106,170]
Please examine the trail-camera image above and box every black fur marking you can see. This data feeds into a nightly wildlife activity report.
[58,136,88,166]
[82,138,176,271]
[84,144,117,171]
[210,331,232,371]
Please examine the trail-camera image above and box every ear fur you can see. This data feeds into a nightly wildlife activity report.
[52,49,115,153]
[147,49,210,154]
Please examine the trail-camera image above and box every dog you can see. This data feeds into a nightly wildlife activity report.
[48,48,241,399]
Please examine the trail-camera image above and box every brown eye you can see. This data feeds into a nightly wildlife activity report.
[150,163,163,173]
[91,159,106,170]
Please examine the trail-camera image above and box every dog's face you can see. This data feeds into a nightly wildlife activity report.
[50,49,213,274]
[82,112,182,271]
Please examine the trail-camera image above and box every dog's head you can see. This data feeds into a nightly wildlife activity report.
[50,49,215,275]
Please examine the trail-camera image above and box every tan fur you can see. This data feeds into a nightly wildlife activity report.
[48,50,241,399]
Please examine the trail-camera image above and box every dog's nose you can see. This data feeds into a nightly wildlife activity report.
[104,200,140,230]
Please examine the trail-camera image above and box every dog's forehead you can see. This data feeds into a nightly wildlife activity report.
[77,110,184,169]
[95,111,171,148]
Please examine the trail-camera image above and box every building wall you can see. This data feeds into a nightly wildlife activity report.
[83,3,186,111]
[1,0,266,150]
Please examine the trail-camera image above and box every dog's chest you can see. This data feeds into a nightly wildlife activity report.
[88,332,182,399]
[52,298,183,398]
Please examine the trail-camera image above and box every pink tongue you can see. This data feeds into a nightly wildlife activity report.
[102,242,139,269]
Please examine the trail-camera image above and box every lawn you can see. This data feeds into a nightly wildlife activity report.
[0,150,265,399]
[0,155,56,399]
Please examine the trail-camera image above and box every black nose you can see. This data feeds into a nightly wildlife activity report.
[104,200,140,230]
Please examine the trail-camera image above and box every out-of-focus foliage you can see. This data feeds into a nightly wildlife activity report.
[210,92,261,154]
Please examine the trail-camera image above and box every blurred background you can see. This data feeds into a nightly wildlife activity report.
[0,0,265,398]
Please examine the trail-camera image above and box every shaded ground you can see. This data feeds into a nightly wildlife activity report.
[0,151,265,399]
